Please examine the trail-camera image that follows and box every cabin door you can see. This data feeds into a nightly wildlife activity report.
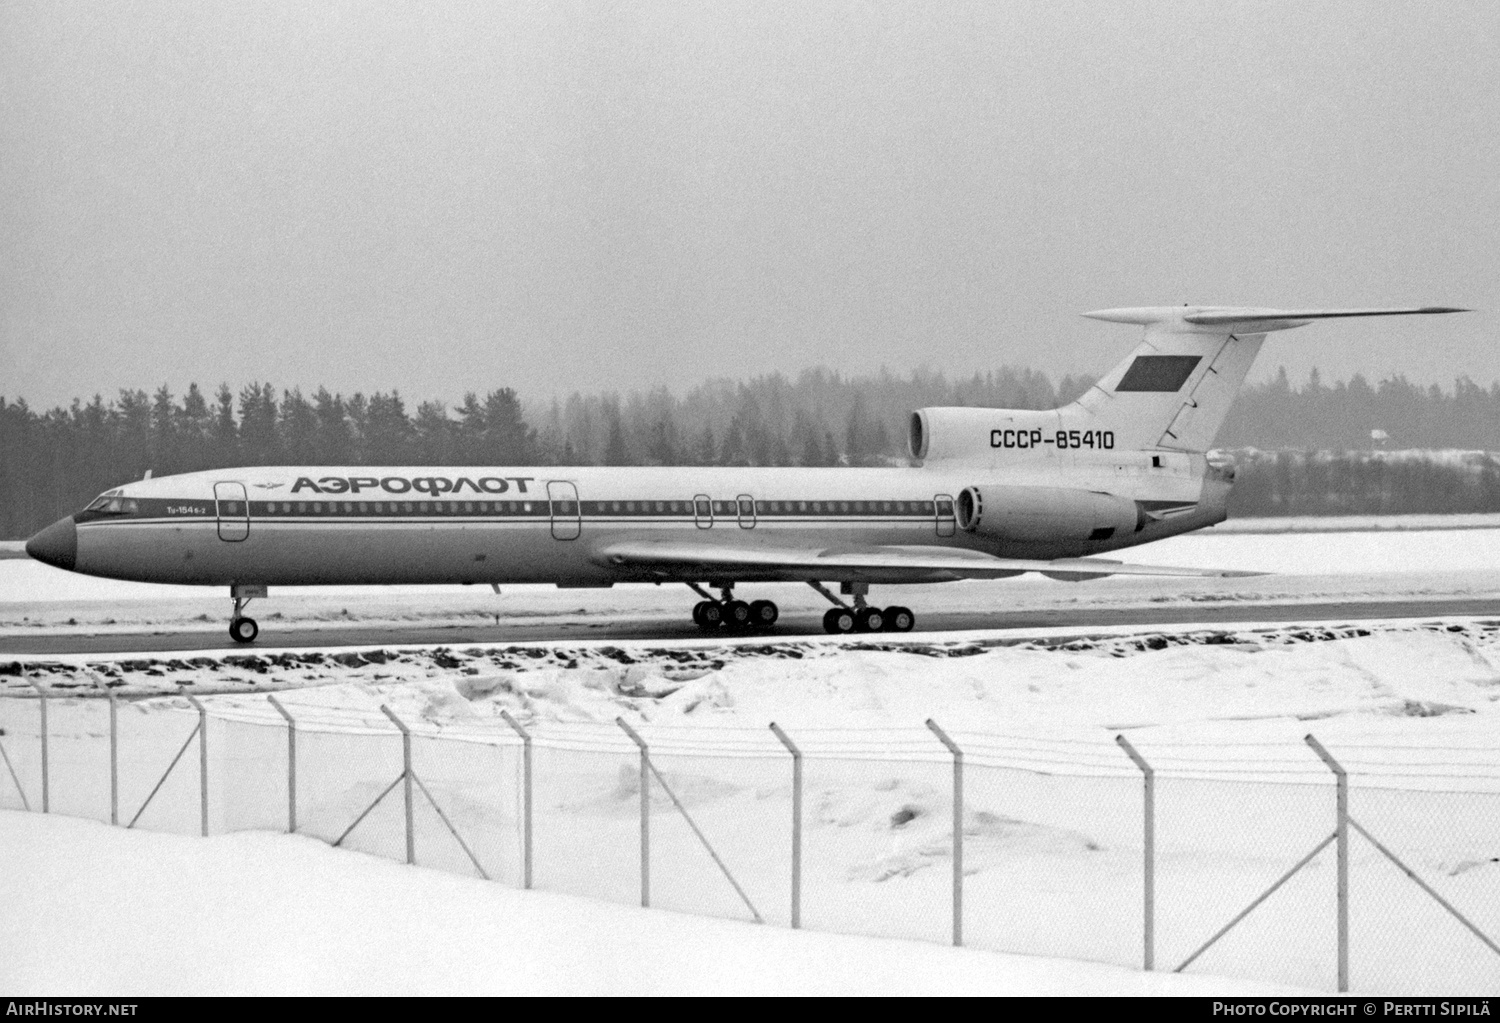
[736,494,756,529]
[934,494,956,538]
[547,481,581,540]
[693,494,713,529]
[214,481,250,542]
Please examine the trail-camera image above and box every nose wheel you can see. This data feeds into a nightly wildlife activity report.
[229,616,259,644]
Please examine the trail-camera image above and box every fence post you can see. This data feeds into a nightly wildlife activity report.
[381,706,415,865]
[769,722,802,929]
[1116,734,1155,971]
[499,710,533,889]
[185,695,209,837]
[267,695,296,833]
[28,678,48,814]
[615,718,650,908]
[1305,734,1349,993]
[92,676,119,826]
[926,718,963,947]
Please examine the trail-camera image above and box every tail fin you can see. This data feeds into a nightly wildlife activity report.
[1070,306,1466,452]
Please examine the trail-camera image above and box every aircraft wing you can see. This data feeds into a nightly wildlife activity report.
[594,539,1263,582]
[0,541,29,560]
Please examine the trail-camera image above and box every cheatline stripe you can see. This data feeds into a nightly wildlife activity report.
[79,517,945,529]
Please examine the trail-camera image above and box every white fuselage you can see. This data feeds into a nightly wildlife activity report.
[56,458,1225,589]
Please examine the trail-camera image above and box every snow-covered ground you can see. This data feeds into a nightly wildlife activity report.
[3,618,1499,995]
[0,811,1307,996]
[1,517,1498,995]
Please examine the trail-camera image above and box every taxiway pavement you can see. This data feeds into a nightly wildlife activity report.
[3,597,1497,655]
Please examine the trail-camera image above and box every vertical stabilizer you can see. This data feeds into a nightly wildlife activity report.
[1070,306,1466,452]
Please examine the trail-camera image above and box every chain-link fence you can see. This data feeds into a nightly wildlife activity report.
[1,686,1497,995]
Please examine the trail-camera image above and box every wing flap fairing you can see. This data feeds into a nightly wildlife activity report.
[594,539,1262,581]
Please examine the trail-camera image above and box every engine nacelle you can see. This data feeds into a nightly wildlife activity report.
[910,407,1058,462]
[955,484,1142,543]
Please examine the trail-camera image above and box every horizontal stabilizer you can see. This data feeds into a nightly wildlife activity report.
[1084,306,1467,335]
[595,539,1263,582]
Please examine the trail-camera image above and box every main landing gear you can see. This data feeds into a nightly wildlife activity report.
[228,584,267,644]
[682,581,915,635]
[688,583,780,633]
[809,581,914,635]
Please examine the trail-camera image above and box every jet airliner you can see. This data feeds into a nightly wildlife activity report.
[21,305,1465,642]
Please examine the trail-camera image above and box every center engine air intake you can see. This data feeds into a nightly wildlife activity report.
[956,485,1144,543]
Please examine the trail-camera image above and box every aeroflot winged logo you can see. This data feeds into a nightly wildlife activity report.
[290,475,536,495]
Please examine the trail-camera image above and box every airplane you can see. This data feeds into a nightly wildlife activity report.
[20,305,1465,644]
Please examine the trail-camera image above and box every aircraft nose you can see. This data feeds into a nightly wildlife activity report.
[26,517,77,572]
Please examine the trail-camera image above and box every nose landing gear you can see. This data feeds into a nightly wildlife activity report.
[227,584,266,644]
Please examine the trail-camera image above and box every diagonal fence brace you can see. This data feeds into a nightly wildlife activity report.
[410,769,491,881]
[127,720,201,829]
[0,732,29,811]
[616,718,763,924]
[1175,832,1337,973]
[1348,815,1500,959]
[334,772,406,848]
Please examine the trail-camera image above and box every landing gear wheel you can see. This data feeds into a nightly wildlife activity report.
[695,601,724,630]
[823,607,856,634]
[854,607,885,633]
[723,599,754,631]
[229,616,259,644]
[748,599,779,630]
[883,606,915,632]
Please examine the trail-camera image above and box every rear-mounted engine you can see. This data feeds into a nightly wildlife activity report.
[955,485,1144,543]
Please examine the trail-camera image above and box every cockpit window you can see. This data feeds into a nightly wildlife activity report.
[86,494,137,514]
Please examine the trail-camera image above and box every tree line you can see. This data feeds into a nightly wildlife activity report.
[5,366,1500,538]
[1227,450,1500,517]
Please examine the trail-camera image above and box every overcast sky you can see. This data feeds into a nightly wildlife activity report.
[2,1,1497,410]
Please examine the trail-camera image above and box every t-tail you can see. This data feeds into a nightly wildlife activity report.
[910,306,1467,464]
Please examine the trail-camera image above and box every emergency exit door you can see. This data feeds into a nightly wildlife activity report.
[934,494,956,538]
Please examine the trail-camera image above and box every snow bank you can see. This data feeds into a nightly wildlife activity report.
[0,811,1301,996]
